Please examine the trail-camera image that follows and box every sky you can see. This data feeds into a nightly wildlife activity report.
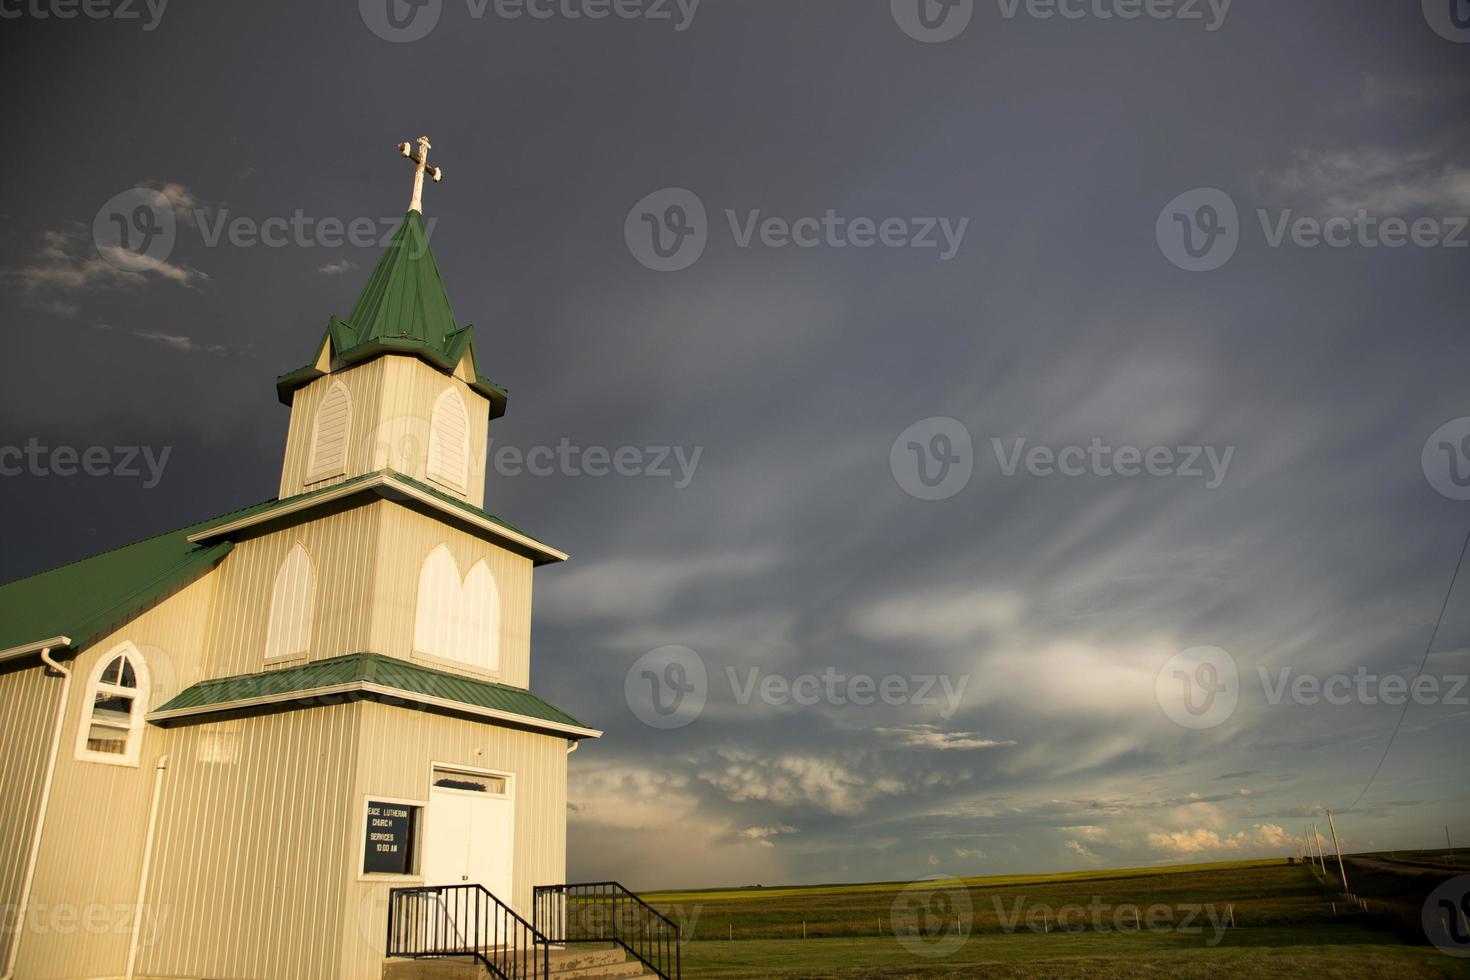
[1,0,1468,890]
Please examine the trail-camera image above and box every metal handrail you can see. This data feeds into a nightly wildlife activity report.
[532,882,681,979]
[388,884,551,980]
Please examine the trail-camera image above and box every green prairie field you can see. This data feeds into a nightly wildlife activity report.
[675,928,1466,979]
[636,856,1470,978]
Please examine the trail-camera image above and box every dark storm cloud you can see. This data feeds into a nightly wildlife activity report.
[1,1,1467,886]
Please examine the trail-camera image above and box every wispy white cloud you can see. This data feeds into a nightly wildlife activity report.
[1146,823,1293,857]
[852,589,1024,646]
[1065,840,1098,860]
[875,725,1016,751]
[1266,144,1470,216]
[10,224,207,296]
[94,323,225,354]
[318,258,356,275]
[737,825,799,848]
[152,181,212,228]
[704,750,905,817]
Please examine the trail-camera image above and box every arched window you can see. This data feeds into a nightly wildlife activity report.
[461,560,501,672]
[427,387,469,493]
[414,545,500,673]
[265,543,314,661]
[75,643,149,766]
[306,381,352,483]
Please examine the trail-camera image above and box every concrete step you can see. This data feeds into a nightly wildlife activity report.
[547,946,627,971]
[383,957,480,980]
[549,958,649,979]
[384,945,662,980]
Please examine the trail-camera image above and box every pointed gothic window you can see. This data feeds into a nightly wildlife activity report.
[306,381,352,484]
[75,643,149,766]
[414,544,500,673]
[265,543,315,662]
[427,387,470,494]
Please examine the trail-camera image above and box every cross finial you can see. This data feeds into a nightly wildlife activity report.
[397,136,443,213]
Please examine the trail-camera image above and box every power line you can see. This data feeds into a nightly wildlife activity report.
[1349,523,1470,810]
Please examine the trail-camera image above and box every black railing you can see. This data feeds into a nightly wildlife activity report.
[388,884,551,980]
[533,882,680,980]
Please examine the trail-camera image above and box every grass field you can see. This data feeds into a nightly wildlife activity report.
[646,859,1347,941]
[634,857,1470,977]
[678,927,1468,978]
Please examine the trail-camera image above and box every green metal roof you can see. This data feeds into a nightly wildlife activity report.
[152,652,596,737]
[276,211,509,417]
[0,500,275,658]
[0,471,558,658]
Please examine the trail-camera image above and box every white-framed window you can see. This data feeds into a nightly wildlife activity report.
[265,542,314,662]
[432,766,508,796]
[75,642,149,767]
[413,545,501,673]
[426,387,470,494]
[306,380,352,484]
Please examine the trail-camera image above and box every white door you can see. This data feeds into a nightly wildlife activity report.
[424,770,514,905]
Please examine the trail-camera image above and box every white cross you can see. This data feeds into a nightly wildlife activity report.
[397,136,443,213]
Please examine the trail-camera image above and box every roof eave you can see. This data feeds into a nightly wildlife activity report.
[0,636,74,664]
[187,471,568,565]
[275,341,508,417]
[146,680,603,740]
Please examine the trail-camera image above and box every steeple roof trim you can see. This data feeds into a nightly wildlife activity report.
[274,211,508,417]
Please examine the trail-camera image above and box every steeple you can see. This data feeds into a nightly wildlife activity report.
[342,211,461,355]
[273,138,506,506]
[275,139,506,419]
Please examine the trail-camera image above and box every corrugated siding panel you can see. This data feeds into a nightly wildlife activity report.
[280,356,491,509]
[136,702,362,980]
[279,358,387,498]
[379,356,489,508]
[343,702,568,980]
[14,572,218,980]
[0,661,64,977]
[373,505,533,689]
[203,506,381,677]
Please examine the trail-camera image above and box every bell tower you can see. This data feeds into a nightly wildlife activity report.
[273,139,508,509]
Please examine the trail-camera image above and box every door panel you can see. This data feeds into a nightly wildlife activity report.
[469,795,513,904]
[425,790,473,884]
[426,784,514,905]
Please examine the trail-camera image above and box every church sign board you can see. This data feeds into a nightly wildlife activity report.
[363,800,418,875]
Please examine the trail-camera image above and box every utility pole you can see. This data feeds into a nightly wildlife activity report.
[1448,826,1457,867]
[1313,824,1327,870]
[1326,810,1349,893]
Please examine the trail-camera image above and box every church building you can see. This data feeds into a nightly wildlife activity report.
[0,141,660,980]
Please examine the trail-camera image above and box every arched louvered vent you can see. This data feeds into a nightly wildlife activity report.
[306,381,352,483]
[427,387,470,494]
